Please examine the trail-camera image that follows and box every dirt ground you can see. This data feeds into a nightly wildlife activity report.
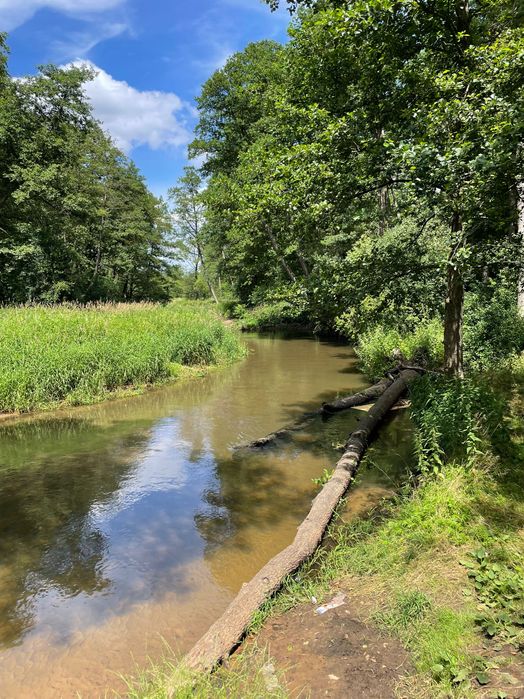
[252,590,412,698]
[248,586,524,699]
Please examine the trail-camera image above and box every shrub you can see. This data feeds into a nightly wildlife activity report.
[410,374,506,472]
[464,287,524,370]
[238,300,307,331]
[356,318,443,379]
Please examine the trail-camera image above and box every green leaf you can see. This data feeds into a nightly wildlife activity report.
[476,671,490,686]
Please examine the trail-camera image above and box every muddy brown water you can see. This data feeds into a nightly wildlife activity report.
[0,334,413,698]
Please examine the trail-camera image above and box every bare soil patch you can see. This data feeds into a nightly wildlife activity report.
[252,592,412,698]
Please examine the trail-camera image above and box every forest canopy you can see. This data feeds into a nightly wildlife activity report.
[180,0,524,377]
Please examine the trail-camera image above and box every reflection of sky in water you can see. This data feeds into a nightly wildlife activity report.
[22,417,226,645]
[90,418,193,519]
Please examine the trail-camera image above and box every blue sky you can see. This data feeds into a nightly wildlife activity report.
[2,0,289,197]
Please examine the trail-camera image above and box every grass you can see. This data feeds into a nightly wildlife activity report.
[0,300,245,413]
[121,646,288,699]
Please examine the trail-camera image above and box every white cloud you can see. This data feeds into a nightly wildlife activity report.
[51,21,128,60]
[0,0,124,31]
[70,60,192,154]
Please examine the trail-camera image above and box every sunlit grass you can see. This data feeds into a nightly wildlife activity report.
[0,300,245,413]
[121,646,288,699]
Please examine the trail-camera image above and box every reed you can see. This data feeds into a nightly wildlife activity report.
[0,300,245,413]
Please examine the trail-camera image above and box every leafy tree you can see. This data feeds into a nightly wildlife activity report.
[0,46,175,303]
[168,166,219,303]
[195,2,523,375]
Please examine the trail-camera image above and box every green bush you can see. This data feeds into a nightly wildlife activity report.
[239,300,307,331]
[0,300,245,413]
[410,374,506,472]
[464,287,524,370]
[356,318,443,379]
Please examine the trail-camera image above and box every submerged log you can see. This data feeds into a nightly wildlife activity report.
[239,411,318,449]
[321,377,392,414]
[235,376,398,450]
[184,368,419,673]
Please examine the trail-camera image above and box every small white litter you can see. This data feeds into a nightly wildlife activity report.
[315,592,346,615]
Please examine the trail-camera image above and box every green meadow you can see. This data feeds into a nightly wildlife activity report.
[0,301,245,414]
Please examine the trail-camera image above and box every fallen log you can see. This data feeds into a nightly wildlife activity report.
[235,376,396,450]
[321,377,392,414]
[238,411,319,449]
[184,368,419,673]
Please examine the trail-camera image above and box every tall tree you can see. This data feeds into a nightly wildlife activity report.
[0,50,175,303]
[168,167,219,303]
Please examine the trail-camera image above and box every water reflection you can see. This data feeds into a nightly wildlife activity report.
[0,335,414,698]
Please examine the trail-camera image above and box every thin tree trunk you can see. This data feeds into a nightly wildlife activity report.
[266,226,296,283]
[517,179,524,316]
[197,245,219,304]
[378,185,389,235]
[297,251,310,277]
[444,213,464,378]
[321,378,393,414]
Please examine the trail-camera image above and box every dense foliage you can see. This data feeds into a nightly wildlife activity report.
[0,302,244,412]
[0,35,177,303]
[177,0,524,375]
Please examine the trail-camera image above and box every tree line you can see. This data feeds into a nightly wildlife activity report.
[171,0,524,377]
[0,34,179,304]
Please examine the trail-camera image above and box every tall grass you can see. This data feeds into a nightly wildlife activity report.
[356,318,443,379]
[123,647,287,699]
[0,300,245,413]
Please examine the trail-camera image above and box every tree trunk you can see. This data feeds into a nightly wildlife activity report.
[236,377,397,450]
[197,245,219,304]
[443,213,464,378]
[378,185,389,235]
[183,369,419,675]
[517,179,524,316]
[297,251,310,277]
[321,377,393,414]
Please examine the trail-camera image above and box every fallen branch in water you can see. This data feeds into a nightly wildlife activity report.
[183,368,420,674]
[320,377,392,414]
[236,411,319,449]
[234,363,428,450]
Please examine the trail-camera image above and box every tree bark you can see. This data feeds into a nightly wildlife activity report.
[266,226,296,283]
[297,251,310,277]
[197,245,219,304]
[517,179,524,316]
[444,213,464,378]
[183,369,419,675]
[321,378,393,414]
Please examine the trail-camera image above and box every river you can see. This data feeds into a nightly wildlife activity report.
[0,333,412,698]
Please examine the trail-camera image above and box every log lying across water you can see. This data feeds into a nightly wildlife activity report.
[320,377,392,414]
[184,368,420,673]
[235,376,394,450]
[239,411,319,449]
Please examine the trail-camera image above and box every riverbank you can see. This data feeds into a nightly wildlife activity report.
[0,300,245,415]
[124,354,524,698]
